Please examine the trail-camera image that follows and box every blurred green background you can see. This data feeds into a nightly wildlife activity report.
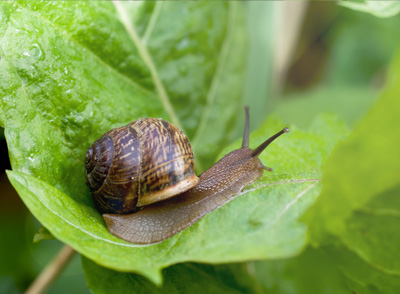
[1,2,399,293]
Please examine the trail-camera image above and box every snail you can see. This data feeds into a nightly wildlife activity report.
[85,107,289,244]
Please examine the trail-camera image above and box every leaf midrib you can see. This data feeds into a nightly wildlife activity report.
[113,1,181,130]
[192,2,236,148]
[153,177,321,263]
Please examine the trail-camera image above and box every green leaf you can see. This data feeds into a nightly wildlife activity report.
[321,11,400,88]
[340,1,400,18]
[253,240,400,294]
[0,213,36,291]
[33,226,54,243]
[323,241,400,294]
[303,51,400,291]
[242,2,278,128]
[82,257,261,294]
[275,86,377,129]
[6,114,347,284]
[304,52,400,240]
[341,194,400,276]
[251,247,349,294]
[325,184,400,293]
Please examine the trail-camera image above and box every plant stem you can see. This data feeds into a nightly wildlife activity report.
[26,245,76,294]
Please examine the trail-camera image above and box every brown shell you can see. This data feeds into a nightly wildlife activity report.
[85,118,199,214]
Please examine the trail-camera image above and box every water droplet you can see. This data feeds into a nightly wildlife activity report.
[32,44,42,56]
[27,43,44,62]
[64,67,68,74]
[28,153,35,162]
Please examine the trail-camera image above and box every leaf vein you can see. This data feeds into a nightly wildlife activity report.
[142,2,163,45]
[240,178,320,196]
[192,2,236,148]
[267,182,317,228]
[113,1,182,130]
[342,242,400,277]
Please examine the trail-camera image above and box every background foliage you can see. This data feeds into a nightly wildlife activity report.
[1,1,399,293]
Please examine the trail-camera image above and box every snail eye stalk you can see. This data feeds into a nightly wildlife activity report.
[242,106,250,148]
[251,128,289,158]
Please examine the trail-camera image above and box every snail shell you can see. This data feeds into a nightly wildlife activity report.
[85,118,200,214]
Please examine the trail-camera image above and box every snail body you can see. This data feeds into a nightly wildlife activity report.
[85,108,289,244]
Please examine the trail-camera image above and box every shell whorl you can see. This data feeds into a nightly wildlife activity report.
[85,118,199,214]
[134,118,199,207]
[85,125,140,214]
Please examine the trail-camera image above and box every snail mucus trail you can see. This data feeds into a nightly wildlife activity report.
[85,107,289,244]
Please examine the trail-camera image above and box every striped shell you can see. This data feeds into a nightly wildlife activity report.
[85,118,200,214]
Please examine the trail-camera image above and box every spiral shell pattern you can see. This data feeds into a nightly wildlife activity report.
[85,118,199,214]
